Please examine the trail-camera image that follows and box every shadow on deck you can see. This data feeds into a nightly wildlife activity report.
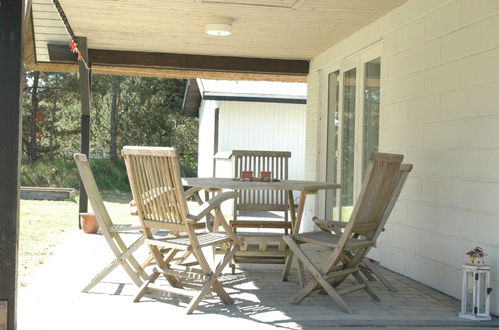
[18,230,499,329]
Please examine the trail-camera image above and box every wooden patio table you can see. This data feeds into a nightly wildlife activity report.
[182,177,340,282]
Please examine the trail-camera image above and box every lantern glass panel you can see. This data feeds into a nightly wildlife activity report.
[479,273,487,314]
[466,272,474,312]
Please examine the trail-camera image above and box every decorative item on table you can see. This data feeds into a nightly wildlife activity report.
[260,171,272,182]
[241,170,253,180]
[459,247,492,321]
[466,247,487,265]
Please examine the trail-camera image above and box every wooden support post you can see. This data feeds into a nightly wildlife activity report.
[77,37,92,225]
[0,0,25,328]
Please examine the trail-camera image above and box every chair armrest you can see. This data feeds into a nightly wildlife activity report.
[129,187,204,216]
[187,191,239,223]
[185,186,203,199]
[312,217,346,233]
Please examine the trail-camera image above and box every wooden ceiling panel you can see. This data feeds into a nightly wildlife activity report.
[200,0,297,8]
[56,0,407,60]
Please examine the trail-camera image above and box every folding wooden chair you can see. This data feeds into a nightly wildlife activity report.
[74,153,148,293]
[313,163,413,292]
[282,153,403,313]
[122,146,243,314]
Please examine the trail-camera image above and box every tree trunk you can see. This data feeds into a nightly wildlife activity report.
[49,99,57,161]
[29,71,40,162]
[109,78,120,162]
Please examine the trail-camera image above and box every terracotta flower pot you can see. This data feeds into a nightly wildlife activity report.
[241,170,253,180]
[260,171,272,182]
[80,213,100,234]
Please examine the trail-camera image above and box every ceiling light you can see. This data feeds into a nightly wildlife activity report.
[205,16,233,36]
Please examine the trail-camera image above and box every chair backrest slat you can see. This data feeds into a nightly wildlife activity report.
[231,150,291,208]
[123,146,188,231]
[370,163,413,241]
[342,153,403,243]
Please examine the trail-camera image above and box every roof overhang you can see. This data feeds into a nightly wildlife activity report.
[182,78,307,116]
[25,0,408,81]
[202,93,306,104]
[182,79,202,117]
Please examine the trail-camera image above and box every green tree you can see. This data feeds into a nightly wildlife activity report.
[22,71,198,187]
[22,71,80,161]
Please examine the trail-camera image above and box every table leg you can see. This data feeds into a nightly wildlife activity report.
[287,190,296,232]
[281,191,307,281]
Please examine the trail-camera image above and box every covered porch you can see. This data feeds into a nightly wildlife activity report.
[3,0,499,328]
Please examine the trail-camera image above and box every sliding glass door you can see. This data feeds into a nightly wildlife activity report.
[324,44,381,221]
[339,68,357,221]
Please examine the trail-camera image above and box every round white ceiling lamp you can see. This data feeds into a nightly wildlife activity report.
[205,16,233,36]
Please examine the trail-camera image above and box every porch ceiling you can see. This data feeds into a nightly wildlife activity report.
[58,0,406,60]
[27,0,407,80]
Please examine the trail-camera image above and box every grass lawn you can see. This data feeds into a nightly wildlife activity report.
[19,192,135,284]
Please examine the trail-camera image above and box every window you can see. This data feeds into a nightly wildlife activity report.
[362,58,381,177]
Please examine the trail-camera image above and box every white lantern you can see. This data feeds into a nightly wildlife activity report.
[459,264,492,320]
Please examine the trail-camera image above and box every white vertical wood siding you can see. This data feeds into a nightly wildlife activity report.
[218,101,306,182]
[306,0,499,314]
[197,100,219,178]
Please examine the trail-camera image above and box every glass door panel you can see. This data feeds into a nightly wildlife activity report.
[362,58,381,177]
[325,71,340,220]
[340,68,356,221]
[322,44,381,223]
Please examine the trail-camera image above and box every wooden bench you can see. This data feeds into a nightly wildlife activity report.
[20,186,75,201]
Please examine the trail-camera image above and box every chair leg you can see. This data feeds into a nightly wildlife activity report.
[185,274,232,314]
[185,243,239,314]
[359,263,377,281]
[82,236,145,292]
[141,253,155,268]
[281,250,294,281]
[297,259,306,288]
[134,268,161,302]
[283,236,352,313]
[210,244,239,303]
[82,257,123,292]
[121,235,148,281]
[361,258,397,292]
[154,248,184,288]
[176,251,193,265]
[352,271,380,302]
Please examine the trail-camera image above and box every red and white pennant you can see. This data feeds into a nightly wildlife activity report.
[70,39,90,70]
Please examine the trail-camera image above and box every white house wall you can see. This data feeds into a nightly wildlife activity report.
[197,100,219,178]
[218,101,306,183]
[306,0,499,313]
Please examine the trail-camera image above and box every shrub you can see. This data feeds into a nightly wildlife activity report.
[21,157,131,193]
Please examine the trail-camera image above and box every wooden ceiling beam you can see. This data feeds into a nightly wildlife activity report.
[47,44,309,76]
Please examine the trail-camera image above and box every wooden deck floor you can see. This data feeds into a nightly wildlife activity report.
[18,230,499,329]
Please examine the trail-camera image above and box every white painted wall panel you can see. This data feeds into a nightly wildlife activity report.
[306,0,499,314]
[197,100,219,178]
[217,101,306,182]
